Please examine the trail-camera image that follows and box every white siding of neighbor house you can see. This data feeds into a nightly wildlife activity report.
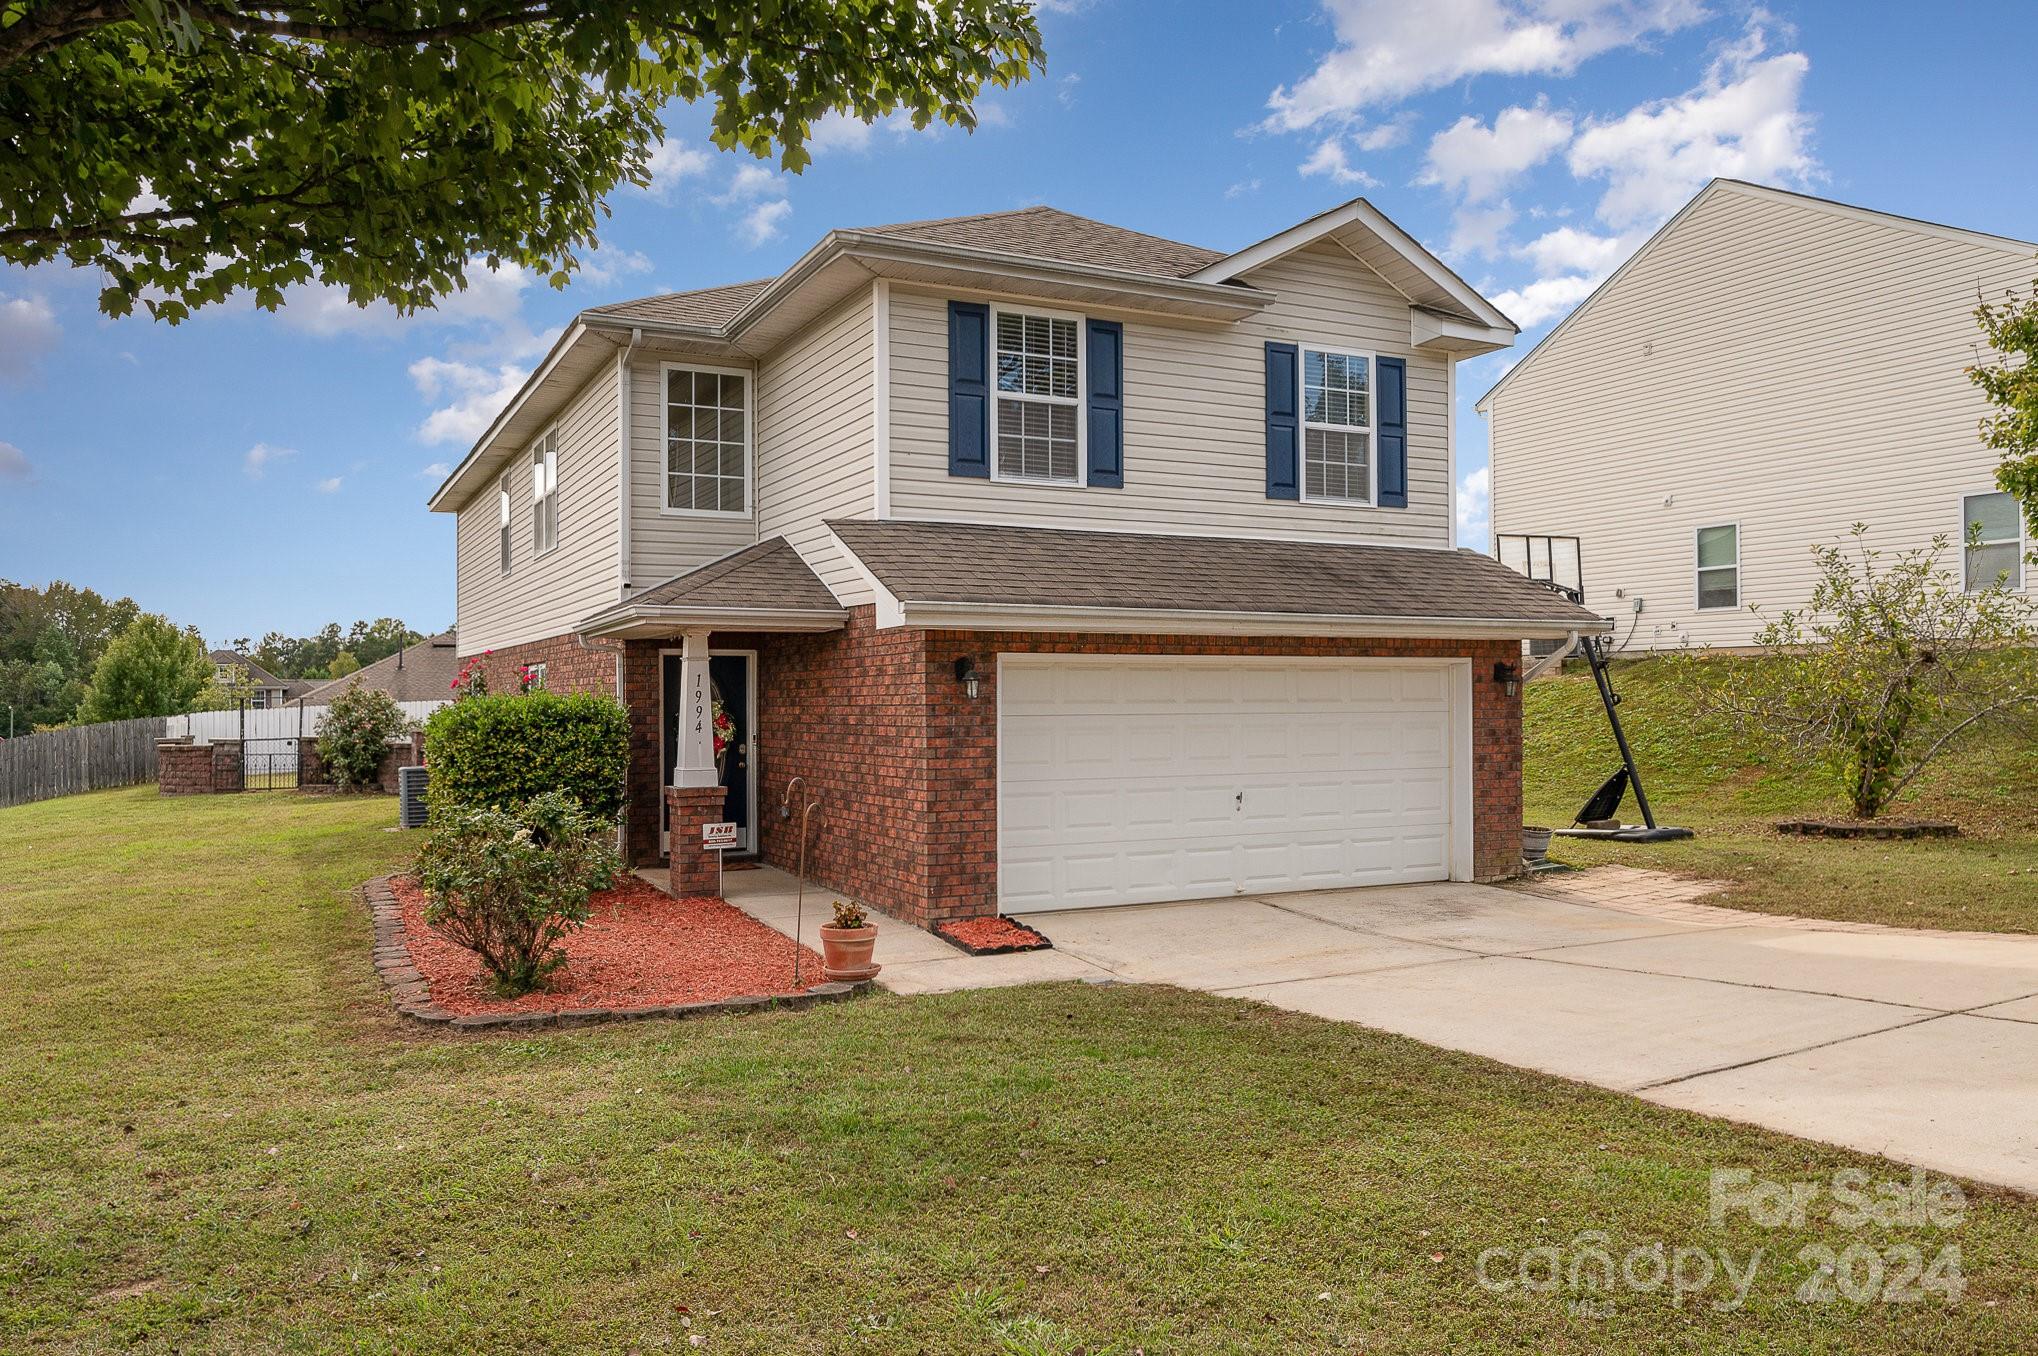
[756,288,875,604]
[885,241,1455,547]
[454,361,620,653]
[1487,183,2033,651]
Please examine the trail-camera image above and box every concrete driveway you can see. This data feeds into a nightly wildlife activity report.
[1015,873,2038,1195]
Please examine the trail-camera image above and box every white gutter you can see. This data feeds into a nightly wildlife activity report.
[578,604,849,638]
[889,600,1611,641]
[615,327,644,600]
[1523,631,1582,679]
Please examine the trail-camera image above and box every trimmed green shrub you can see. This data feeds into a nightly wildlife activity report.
[414,792,622,995]
[423,690,629,819]
[317,679,412,790]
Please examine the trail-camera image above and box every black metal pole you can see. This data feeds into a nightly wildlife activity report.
[1585,636,1658,829]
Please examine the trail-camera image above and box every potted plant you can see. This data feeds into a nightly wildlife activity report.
[1522,825,1553,865]
[818,899,880,982]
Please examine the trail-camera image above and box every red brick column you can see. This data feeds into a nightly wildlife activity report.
[157,740,213,794]
[210,739,243,793]
[665,786,728,897]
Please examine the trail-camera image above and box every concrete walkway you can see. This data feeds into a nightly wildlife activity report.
[715,863,2038,1194]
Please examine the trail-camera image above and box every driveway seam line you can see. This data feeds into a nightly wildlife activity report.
[1632,1012,1958,1091]
[1509,950,1974,1014]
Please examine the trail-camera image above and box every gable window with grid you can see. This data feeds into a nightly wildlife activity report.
[665,366,749,514]
[497,472,513,575]
[1962,491,2024,591]
[993,308,1082,483]
[530,431,558,555]
[1300,347,1373,504]
[1696,523,1739,609]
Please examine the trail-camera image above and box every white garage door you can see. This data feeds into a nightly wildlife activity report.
[999,656,1465,912]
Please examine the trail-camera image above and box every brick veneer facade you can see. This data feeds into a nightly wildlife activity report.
[474,610,1526,925]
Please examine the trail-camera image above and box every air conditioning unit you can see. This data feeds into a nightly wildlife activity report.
[397,764,429,829]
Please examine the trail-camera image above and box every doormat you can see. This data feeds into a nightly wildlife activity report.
[935,915,1053,956]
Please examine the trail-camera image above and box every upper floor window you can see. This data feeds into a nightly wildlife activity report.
[1696,523,1739,610]
[530,431,558,556]
[497,472,513,575]
[1301,347,1373,504]
[1962,491,2023,591]
[994,308,1082,484]
[665,365,750,515]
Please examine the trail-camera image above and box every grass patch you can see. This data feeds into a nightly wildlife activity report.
[3,787,2037,1351]
[1525,655,2038,932]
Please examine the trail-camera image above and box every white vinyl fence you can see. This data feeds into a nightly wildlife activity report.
[166,700,447,745]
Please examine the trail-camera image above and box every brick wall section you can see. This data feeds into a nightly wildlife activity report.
[300,738,420,794]
[459,635,622,702]
[156,739,212,794]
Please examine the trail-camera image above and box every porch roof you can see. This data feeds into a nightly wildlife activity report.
[578,538,847,638]
[826,519,1610,641]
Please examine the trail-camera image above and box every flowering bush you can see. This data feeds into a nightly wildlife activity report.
[413,792,622,995]
[315,679,411,790]
[450,651,493,699]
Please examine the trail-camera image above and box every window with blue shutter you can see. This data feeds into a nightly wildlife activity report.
[947,301,990,478]
[1085,319,1123,488]
[1264,342,1300,500]
[1376,355,1407,509]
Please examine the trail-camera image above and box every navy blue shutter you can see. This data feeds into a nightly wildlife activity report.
[1264,342,1300,500]
[947,301,990,478]
[1376,356,1407,508]
[1085,319,1124,488]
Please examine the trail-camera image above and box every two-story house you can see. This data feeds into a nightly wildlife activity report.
[427,199,1604,927]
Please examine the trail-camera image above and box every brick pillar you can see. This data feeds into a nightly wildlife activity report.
[210,739,243,793]
[665,786,728,897]
[157,739,211,795]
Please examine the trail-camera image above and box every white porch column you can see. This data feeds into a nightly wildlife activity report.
[672,628,719,788]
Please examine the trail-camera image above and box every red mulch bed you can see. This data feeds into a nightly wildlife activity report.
[935,915,1052,956]
[388,874,825,1016]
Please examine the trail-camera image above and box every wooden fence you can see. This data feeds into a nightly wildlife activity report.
[0,717,168,809]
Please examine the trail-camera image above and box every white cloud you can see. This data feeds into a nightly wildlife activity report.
[1299,137,1379,187]
[315,477,342,494]
[807,111,875,155]
[408,358,530,445]
[419,461,452,480]
[576,245,654,287]
[1568,16,1815,227]
[1516,224,1631,275]
[1421,104,1574,201]
[1057,73,1082,107]
[243,443,296,478]
[737,199,793,248]
[1225,178,1263,200]
[1450,203,1517,259]
[1490,271,1604,326]
[1354,115,1416,151]
[278,261,531,339]
[1263,0,1707,130]
[1457,465,1491,543]
[0,440,30,480]
[643,138,712,201]
[719,164,783,204]
[0,292,59,381]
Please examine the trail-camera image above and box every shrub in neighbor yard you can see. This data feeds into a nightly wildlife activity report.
[423,690,629,820]
[316,679,412,790]
[1682,527,2038,820]
[414,792,622,995]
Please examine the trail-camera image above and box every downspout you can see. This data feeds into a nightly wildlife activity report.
[1523,631,1580,681]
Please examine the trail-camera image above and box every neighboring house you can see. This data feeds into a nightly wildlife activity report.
[427,199,1603,927]
[208,650,305,708]
[297,632,461,705]
[1481,179,2034,651]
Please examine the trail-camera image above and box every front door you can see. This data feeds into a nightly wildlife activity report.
[661,651,756,854]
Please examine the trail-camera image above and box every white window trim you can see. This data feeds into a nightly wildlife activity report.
[1297,343,1378,508]
[497,471,513,576]
[660,360,756,519]
[530,429,559,558]
[1694,521,1741,611]
[1960,490,2026,592]
[989,303,1087,489]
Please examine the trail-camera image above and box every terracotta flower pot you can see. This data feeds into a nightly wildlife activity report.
[818,923,880,982]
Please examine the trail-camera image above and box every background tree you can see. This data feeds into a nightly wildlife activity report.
[1970,271,2038,545]
[1686,527,2037,820]
[1,0,1043,323]
[0,579,144,728]
[326,650,362,679]
[75,615,213,722]
[192,660,257,712]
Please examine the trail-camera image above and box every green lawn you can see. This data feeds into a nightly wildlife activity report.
[4,788,2037,1352]
[1525,655,2038,934]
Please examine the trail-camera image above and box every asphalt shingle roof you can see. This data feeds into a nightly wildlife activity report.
[298,633,461,705]
[625,538,843,613]
[586,278,775,330]
[826,520,1603,628]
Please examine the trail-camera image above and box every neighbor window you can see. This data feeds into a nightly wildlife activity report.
[1300,347,1373,504]
[1962,491,2023,591]
[993,308,1081,483]
[530,431,558,556]
[1696,523,1740,609]
[497,472,513,575]
[665,366,749,514]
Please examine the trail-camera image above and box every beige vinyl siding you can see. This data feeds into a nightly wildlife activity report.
[756,288,875,604]
[454,362,621,654]
[886,241,1453,546]
[1488,185,2032,651]
[626,354,758,589]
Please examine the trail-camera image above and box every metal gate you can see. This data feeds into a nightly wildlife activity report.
[243,736,301,790]
[213,700,307,791]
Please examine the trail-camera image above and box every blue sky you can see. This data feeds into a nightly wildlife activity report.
[4,0,2035,643]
